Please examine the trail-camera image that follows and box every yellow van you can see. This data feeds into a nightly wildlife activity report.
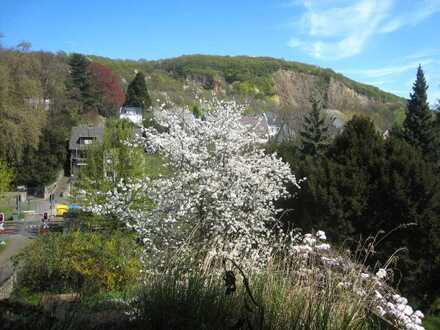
[55,204,69,216]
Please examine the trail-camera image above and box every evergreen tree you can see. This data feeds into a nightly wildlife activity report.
[403,65,435,159]
[124,72,151,109]
[300,98,330,157]
[68,53,90,99]
[277,116,440,308]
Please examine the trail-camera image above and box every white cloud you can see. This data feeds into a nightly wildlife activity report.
[349,60,435,78]
[288,0,440,60]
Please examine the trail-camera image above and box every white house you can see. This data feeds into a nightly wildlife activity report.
[120,106,143,125]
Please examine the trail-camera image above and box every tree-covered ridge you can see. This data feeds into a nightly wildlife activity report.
[88,54,404,103]
[155,55,404,102]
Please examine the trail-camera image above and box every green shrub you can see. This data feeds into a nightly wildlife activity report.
[424,315,440,330]
[14,231,141,294]
[0,206,14,220]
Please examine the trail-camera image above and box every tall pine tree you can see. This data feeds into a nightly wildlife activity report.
[68,53,90,100]
[67,53,101,112]
[124,72,151,109]
[300,98,330,157]
[403,65,435,159]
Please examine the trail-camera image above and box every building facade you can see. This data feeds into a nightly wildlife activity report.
[68,125,104,177]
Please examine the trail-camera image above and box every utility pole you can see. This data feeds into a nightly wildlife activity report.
[16,194,21,219]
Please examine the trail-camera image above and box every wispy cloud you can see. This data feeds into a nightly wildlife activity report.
[288,0,440,60]
[347,59,435,78]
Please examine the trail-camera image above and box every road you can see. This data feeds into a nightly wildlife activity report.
[0,177,70,287]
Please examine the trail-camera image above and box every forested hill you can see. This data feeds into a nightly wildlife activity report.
[91,54,406,130]
[0,49,405,187]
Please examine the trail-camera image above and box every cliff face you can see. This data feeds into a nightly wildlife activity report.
[271,69,404,130]
[273,70,373,111]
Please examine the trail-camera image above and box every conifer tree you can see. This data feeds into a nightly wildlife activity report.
[300,98,330,157]
[67,53,101,112]
[403,65,435,159]
[124,72,151,109]
[68,53,90,97]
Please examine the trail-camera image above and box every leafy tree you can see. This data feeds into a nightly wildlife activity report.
[16,126,68,187]
[0,160,13,195]
[0,50,47,166]
[403,65,436,160]
[87,62,125,117]
[124,72,151,108]
[300,98,330,157]
[77,119,163,203]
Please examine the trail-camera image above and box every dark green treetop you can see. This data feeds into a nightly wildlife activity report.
[124,72,152,109]
[403,65,436,159]
[300,98,330,157]
[68,53,90,97]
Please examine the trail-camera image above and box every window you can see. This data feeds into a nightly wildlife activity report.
[79,137,96,145]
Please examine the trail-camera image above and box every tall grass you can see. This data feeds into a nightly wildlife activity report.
[129,254,385,330]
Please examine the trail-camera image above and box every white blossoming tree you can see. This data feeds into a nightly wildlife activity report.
[91,100,299,264]
[88,100,426,329]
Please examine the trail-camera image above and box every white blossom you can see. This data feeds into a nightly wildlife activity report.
[375,268,387,279]
[90,100,299,268]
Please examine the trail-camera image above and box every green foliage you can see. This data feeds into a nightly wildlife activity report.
[16,126,68,187]
[0,206,13,221]
[0,50,48,166]
[190,104,203,118]
[300,98,331,157]
[157,55,403,102]
[424,315,440,330]
[403,65,437,161]
[276,116,440,309]
[14,231,141,294]
[0,160,13,195]
[124,72,152,108]
[67,53,90,105]
[76,119,167,208]
[0,49,78,187]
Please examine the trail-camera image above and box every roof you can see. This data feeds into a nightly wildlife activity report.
[239,115,270,140]
[69,125,104,150]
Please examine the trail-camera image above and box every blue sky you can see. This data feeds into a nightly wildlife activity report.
[1,0,440,104]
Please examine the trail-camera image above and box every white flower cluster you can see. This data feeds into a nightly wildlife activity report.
[280,230,425,330]
[374,293,425,330]
[91,100,299,265]
[283,230,335,263]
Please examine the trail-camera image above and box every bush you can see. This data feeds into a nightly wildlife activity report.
[14,231,141,295]
[0,207,14,220]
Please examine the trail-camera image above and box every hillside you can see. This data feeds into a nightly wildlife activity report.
[90,54,406,130]
[0,49,406,187]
